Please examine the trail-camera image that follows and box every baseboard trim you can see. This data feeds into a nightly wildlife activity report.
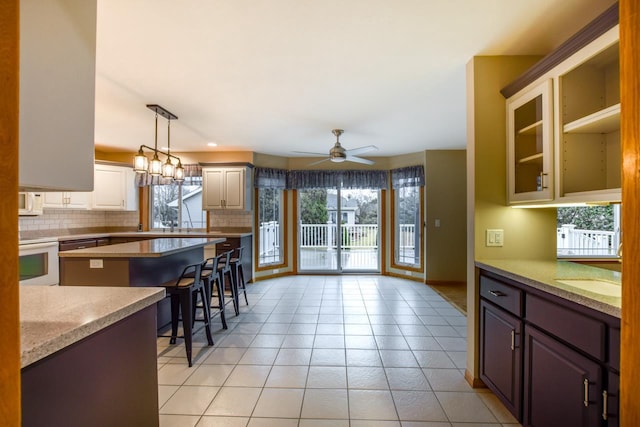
[465,369,486,389]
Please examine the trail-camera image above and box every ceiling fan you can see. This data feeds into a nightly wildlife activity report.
[294,129,378,166]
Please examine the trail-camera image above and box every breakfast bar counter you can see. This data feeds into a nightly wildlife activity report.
[20,286,165,427]
[58,237,225,328]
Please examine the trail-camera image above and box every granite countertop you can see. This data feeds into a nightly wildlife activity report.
[20,286,165,368]
[58,237,225,258]
[476,259,621,318]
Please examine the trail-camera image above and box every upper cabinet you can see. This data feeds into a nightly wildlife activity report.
[42,164,137,212]
[202,166,252,211]
[503,4,620,205]
[92,164,138,211]
[507,80,554,203]
[19,0,97,191]
[557,31,620,203]
[43,192,91,210]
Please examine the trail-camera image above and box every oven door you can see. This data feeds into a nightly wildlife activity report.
[19,241,59,286]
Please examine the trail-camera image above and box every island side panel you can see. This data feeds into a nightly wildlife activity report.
[60,258,130,286]
[21,305,159,427]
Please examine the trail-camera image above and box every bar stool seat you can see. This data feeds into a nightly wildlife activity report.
[158,263,213,367]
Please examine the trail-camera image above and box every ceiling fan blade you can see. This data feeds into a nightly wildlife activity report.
[308,158,331,166]
[346,156,375,165]
[346,145,378,156]
[293,150,328,156]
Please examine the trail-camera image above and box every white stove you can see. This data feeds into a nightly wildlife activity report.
[19,237,59,286]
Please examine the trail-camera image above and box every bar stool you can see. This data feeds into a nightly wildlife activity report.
[216,250,239,316]
[228,246,249,307]
[197,256,228,330]
[159,263,214,367]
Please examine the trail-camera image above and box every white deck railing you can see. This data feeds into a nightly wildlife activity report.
[299,223,380,249]
[557,224,620,256]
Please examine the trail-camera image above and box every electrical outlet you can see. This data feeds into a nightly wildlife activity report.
[486,229,504,247]
[273,268,280,274]
[89,259,104,269]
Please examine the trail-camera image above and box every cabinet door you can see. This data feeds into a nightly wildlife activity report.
[479,300,522,419]
[42,192,66,208]
[507,80,554,203]
[523,325,602,427]
[202,168,225,209]
[223,168,245,210]
[65,192,90,209]
[93,165,137,210]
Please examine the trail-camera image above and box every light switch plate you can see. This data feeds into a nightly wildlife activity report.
[486,229,504,247]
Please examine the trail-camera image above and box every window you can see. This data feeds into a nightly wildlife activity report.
[557,204,621,257]
[393,185,422,267]
[257,188,284,266]
[150,177,206,230]
[391,165,424,270]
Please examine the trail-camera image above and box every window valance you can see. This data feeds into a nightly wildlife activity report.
[135,164,202,187]
[287,169,388,190]
[254,167,288,189]
[390,165,425,189]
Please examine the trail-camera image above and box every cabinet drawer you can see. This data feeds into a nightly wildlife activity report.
[526,294,606,361]
[480,275,523,317]
[59,239,97,251]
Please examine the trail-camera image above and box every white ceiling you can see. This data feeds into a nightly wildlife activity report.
[94,0,617,158]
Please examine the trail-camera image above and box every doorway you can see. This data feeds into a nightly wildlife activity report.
[298,188,380,273]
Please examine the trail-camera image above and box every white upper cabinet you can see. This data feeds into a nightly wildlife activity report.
[503,10,620,206]
[507,80,554,203]
[202,167,252,210]
[19,0,96,191]
[92,164,138,211]
[42,192,91,210]
[555,27,620,203]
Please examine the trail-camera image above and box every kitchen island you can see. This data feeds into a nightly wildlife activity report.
[59,237,225,327]
[21,285,164,427]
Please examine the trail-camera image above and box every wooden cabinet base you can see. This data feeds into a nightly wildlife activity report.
[21,306,159,427]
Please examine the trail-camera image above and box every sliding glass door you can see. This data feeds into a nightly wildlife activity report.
[298,188,380,273]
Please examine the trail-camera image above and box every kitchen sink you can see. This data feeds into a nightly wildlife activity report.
[556,279,621,297]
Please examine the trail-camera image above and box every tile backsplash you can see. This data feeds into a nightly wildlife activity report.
[209,210,253,228]
[19,209,139,234]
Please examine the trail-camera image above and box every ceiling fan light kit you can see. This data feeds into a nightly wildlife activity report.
[133,104,185,182]
[293,129,378,166]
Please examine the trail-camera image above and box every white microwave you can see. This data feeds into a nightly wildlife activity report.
[18,192,44,216]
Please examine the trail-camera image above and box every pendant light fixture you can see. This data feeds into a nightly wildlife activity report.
[133,104,184,182]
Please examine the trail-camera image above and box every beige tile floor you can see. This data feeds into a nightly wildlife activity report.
[156,275,521,427]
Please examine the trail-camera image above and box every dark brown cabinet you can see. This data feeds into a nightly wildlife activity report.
[478,269,620,427]
[479,300,522,418]
[523,325,602,427]
[59,239,98,251]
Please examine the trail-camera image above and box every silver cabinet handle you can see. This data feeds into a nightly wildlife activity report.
[539,172,548,190]
[602,390,608,420]
[511,330,515,351]
[584,378,590,407]
[489,290,506,297]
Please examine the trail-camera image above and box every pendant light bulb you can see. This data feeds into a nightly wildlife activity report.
[133,147,148,172]
[174,160,185,183]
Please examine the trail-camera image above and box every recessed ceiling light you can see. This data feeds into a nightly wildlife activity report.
[207,142,218,147]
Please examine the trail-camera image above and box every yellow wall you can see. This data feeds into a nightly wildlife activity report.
[465,56,557,383]
[425,150,467,282]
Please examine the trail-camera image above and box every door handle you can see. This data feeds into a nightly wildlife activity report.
[489,290,506,297]
[602,390,608,420]
[511,330,515,351]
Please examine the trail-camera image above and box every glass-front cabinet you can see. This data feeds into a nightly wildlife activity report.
[507,80,554,203]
